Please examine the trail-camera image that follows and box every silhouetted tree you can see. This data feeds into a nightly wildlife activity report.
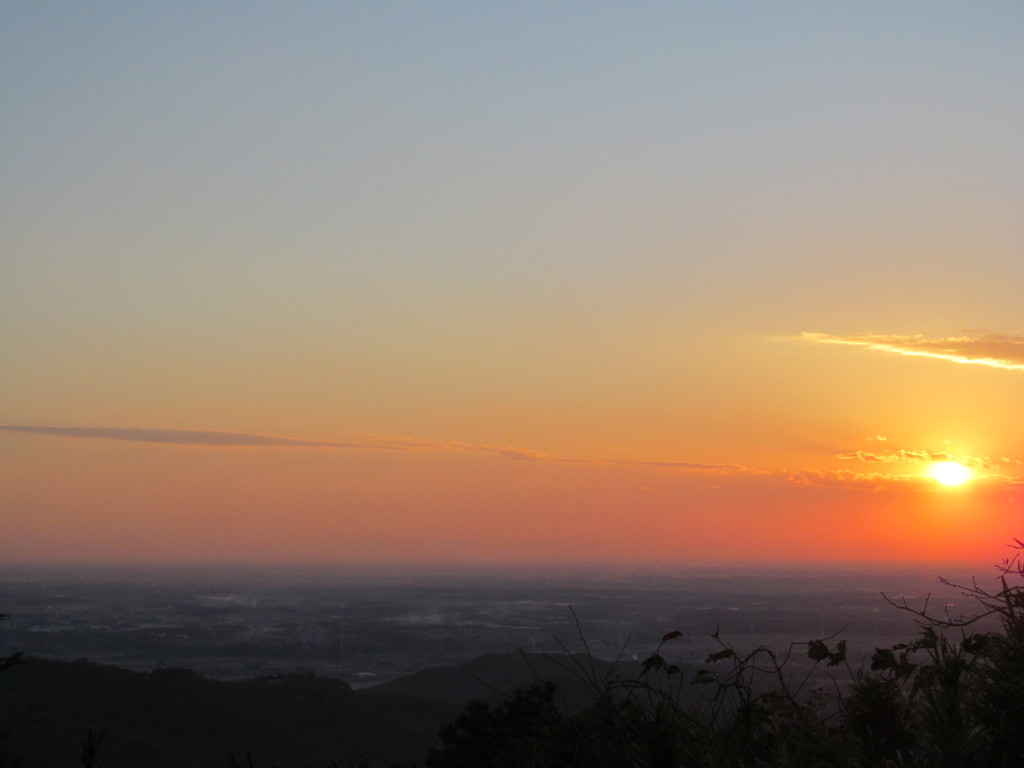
[427,538,1024,768]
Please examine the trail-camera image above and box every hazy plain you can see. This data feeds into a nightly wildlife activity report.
[0,562,989,687]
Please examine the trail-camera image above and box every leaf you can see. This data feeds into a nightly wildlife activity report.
[807,640,830,662]
[706,649,736,663]
[871,648,896,671]
[827,640,847,667]
[914,627,938,650]
[962,633,988,654]
[692,669,716,685]
[641,653,664,674]
[661,630,682,642]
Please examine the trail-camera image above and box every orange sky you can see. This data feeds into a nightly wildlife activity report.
[2,3,1022,566]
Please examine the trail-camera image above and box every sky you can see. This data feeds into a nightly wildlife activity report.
[2,1,1022,567]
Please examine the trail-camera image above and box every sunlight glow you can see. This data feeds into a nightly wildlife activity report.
[929,461,974,487]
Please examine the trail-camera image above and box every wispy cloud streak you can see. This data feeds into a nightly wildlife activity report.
[786,469,929,491]
[352,433,553,461]
[801,331,1024,371]
[5,425,1017,490]
[788,468,1023,492]
[0,425,364,448]
[1,425,759,475]
[836,449,1000,469]
[629,459,763,473]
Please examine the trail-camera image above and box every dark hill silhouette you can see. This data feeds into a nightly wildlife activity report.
[0,657,460,767]
[369,651,627,713]
[0,651,633,767]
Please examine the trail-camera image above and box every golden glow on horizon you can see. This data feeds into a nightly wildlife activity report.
[929,461,974,488]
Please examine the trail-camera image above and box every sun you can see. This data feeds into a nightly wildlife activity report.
[929,460,974,487]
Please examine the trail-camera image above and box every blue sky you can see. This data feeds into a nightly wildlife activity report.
[2,2,1022,564]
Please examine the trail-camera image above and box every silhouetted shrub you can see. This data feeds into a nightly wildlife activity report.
[428,539,1024,768]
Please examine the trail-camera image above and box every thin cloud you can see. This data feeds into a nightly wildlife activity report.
[474,445,551,461]
[1,424,757,475]
[629,459,765,474]
[788,467,1022,491]
[353,433,552,461]
[350,433,451,451]
[801,331,1024,371]
[836,451,900,463]
[836,448,1002,469]
[786,469,928,491]
[0,425,364,449]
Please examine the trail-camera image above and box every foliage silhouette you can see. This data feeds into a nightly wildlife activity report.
[80,728,106,768]
[427,540,1024,768]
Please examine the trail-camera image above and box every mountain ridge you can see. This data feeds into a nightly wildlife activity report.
[0,650,623,767]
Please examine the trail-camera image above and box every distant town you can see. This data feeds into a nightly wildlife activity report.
[0,563,979,687]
